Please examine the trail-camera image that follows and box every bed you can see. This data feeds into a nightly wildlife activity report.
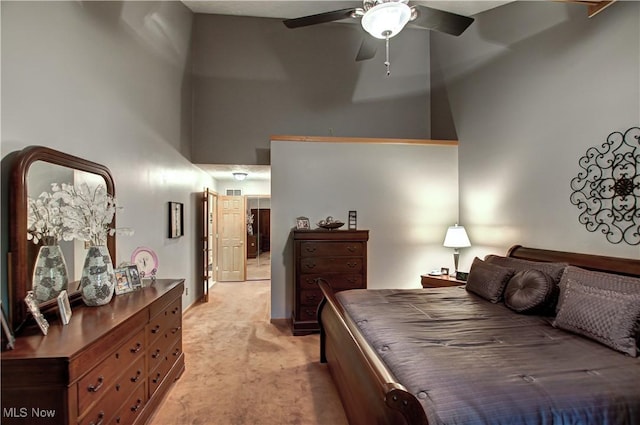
[317,245,640,425]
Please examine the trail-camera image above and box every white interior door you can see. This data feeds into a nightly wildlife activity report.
[218,195,246,281]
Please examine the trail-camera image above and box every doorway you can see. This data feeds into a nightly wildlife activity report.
[246,196,270,281]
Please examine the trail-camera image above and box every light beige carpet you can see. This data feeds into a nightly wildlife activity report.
[149,280,349,425]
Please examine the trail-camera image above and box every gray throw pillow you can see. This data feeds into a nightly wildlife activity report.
[465,257,515,303]
[484,255,567,284]
[553,276,640,357]
[504,269,557,314]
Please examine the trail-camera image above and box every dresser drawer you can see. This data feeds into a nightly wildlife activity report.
[148,323,181,372]
[147,297,182,346]
[299,273,364,290]
[109,382,146,425]
[77,329,145,416]
[299,289,323,306]
[148,337,182,397]
[78,357,145,425]
[300,242,365,257]
[298,305,320,322]
[300,257,363,274]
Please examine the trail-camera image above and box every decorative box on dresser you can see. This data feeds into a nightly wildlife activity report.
[292,229,369,335]
[1,279,185,425]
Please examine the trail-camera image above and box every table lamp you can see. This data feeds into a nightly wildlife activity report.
[443,224,471,274]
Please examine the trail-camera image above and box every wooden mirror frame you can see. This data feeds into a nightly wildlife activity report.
[8,146,116,330]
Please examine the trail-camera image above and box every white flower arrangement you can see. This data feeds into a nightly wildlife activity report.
[27,183,133,246]
[55,183,133,246]
[27,188,71,245]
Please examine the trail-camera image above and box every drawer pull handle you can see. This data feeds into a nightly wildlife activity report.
[152,349,161,359]
[305,309,315,315]
[348,278,357,283]
[306,294,317,301]
[89,411,105,425]
[116,384,121,391]
[130,343,142,353]
[131,399,143,412]
[171,326,181,334]
[347,262,358,268]
[87,376,104,393]
[172,307,180,314]
[304,263,316,269]
[173,348,181,356]
[151,325,161,334]
[347,246,357,252]
[131,370,142,383]
[153,373,162,384]
[305,247,317,253]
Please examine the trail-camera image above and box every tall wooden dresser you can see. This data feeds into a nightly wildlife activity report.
[292,229,369,335]
[1,279,185,425]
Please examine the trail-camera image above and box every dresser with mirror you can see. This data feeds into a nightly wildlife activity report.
[1,146,185,425]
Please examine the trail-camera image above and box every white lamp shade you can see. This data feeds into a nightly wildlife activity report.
[443,225,471,248]
[361,2,411,39]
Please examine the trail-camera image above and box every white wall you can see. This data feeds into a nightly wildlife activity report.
[1,1,211,310]
[431,0,640,268]
[270,140,459,320]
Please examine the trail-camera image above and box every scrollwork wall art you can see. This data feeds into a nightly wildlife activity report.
[570,126,639,245]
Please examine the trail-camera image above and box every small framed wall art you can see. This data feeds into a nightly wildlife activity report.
[169,202,184,238]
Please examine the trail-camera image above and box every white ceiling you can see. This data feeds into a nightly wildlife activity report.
[181,1,515,20]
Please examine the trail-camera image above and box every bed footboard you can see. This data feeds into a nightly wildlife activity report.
[318,280,429,425]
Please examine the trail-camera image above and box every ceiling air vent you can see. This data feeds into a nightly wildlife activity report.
[226,189,242,196]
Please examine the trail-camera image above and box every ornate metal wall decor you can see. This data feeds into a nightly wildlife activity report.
[570,126,640,245]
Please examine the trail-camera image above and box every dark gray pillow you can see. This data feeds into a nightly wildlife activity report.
[553,276,640,357]
[465,257,515,303]
[557,266,640,313]
[504,269,557,314]
[484,255,567,284]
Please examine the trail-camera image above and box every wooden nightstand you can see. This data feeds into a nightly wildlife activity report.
[421,274,466,288]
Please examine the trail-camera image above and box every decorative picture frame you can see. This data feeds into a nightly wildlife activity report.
[296,216,310,230]
[126,264,142,289]
[440,267,450,277]
[25,291,49,336]
[57,290,72,325]
[1,301,15,350]
[169,201,184,238]
[114,267,135,295]
[348,210,357,230]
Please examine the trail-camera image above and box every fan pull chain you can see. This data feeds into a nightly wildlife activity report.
[384,31,391,76]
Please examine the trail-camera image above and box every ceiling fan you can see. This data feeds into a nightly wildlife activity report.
[283,0,474,75]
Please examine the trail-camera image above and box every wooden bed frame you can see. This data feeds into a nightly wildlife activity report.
[317,245,640,425]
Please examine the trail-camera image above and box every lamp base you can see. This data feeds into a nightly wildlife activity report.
[453,250,460,274]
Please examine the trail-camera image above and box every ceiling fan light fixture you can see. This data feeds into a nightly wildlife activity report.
[361,2,411,39]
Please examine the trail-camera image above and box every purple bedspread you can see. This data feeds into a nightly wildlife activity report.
[336,287,640,425]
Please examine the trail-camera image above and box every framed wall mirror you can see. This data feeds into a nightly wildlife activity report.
[7,146,116,331]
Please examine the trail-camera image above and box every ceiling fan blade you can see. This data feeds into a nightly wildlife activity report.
[410,5,474,36]
[283,8,357,29]
[355,37,377,61]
